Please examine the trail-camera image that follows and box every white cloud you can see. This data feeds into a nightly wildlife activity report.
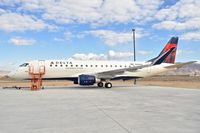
[1,0,162,26]
[54,31,80,42]
[0,8,7,14]
[138,50,151,56]
[108,50,133,60]
[17,1,45,12]
[48,0,161,25]
[177,49,194,55]
[88,30,132,46]
[155,0,200,21]
[0,0,164,35]
[153,0,200,31]
[53,29,148,46]
[42,0,102,24]
[0,12,57,32]
[70,50,133,61]
[154,7,178,21]
[156,1,197,20]
[180,31,200,40]
[70,53,107,61]
[54,37,65,42]
[86,29,148,46]
[64,32,74,41]
[9,37,36,45]
[153,18,200,30]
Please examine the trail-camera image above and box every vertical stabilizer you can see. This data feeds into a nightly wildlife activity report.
[148,37,178,64]
[159,37,178,63]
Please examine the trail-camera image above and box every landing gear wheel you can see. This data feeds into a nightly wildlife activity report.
[97,82,104,87]
[105,82,112,88]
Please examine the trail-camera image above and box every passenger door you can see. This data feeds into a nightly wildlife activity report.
[38,60,45,74]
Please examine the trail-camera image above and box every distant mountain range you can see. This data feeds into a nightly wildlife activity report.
[166,62,200,76]
[0,70,10,77]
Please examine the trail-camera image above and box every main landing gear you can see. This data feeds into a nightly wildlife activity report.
[97,81,112,88]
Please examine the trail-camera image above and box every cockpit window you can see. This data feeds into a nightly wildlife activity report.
[19,63,29,67]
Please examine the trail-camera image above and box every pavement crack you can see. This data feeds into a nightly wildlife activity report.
[83,97,131,133]
[79,92,131,133]
[94,104,132,133]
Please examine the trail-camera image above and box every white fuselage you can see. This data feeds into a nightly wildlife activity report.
[9,60,175,80]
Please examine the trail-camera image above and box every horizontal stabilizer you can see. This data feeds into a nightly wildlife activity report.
[164,61,197,69]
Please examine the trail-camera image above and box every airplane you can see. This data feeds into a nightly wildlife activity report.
[8,37,195,88]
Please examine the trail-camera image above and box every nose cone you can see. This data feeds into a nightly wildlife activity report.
[7,68,28,80]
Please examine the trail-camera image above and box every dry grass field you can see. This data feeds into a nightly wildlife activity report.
[137,75,200,89]
[0,75,200,89]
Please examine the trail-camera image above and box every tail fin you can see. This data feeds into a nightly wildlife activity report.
[148,37,178,64]
[152,47,176,65]
[159,37,178,63]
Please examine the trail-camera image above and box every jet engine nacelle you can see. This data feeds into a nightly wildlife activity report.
[78,74,96,85]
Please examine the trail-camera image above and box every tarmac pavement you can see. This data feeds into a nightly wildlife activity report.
[0,85,200,133]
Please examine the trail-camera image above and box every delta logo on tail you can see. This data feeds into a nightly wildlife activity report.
[159,37,178,64]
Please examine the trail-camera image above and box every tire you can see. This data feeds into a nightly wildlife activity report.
[105,82,112,88]
[97,82,104,87]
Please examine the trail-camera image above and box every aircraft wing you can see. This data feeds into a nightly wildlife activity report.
[95,64,150,79]
[164,61,197,69]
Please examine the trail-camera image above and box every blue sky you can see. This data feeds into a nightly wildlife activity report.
[0,0,200,70]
